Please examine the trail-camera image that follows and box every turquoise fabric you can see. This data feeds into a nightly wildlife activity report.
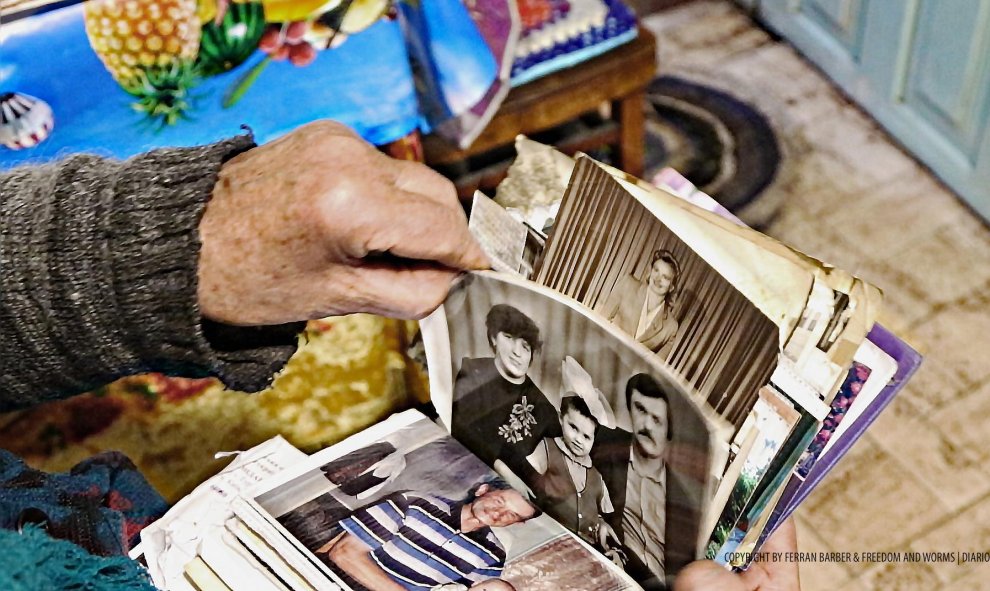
[0,525,157,591]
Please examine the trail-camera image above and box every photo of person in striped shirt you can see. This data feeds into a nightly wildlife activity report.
[318,479,540,590]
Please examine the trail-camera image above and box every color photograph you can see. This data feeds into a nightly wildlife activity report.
[256,413,636,591]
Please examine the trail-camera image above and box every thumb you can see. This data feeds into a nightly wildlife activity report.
[674,561,755,591]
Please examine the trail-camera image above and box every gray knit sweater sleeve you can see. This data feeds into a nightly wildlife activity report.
[0,136,305,411]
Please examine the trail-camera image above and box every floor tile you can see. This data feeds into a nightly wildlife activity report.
[801,120,919,192]
[901,301,990,412]
[766,149,890,219]
[645,0,770,70]
[942,564,990,590]
[929,381,990,469]
[794,513,856,591]
[866,393,990,512]
[883,222,990,311]
[777,84,847,131]
[813,172,973,266]
[642,0,739,35]
[853,560,944,591]
[797,436,949,553]
[661,28,773,72]
[715,43,838,107]
[902,489,990,585]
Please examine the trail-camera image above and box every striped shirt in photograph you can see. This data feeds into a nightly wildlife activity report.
[338,491,505,589]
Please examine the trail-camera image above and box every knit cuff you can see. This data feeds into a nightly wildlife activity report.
[0,135,305,410]
[106,135,304,392]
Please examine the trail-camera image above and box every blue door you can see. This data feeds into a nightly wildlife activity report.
[754,0,990,221]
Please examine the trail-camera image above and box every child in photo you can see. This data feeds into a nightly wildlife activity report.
[525,391,620,558]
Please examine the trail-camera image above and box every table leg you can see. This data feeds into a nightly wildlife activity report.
[615,89,646,177]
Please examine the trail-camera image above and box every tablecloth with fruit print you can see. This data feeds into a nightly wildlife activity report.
[0,0,503,164]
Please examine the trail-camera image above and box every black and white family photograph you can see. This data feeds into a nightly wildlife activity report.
[257,413,635,591]
[432,272,715,589]
[534,158,780,433]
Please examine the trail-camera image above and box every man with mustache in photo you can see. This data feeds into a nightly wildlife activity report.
[606,372,677,589]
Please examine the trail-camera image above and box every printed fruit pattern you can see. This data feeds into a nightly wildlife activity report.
[83,0,397,126]
[84,0,202,126]
[225,0,395,106]
[197,1,266,76]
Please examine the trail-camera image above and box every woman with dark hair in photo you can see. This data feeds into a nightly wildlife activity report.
[602,249,682,359]
[451,304,559,483]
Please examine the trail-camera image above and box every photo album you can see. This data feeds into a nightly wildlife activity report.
[133,140,922,591]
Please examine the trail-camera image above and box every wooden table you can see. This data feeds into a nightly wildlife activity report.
[424,27,657,199]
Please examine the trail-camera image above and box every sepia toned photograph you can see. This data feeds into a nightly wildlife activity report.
[534,158,780,433]
[431,272,715,589]
[255,413,636,591]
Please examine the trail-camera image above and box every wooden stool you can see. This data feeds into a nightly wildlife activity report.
[424,27,657,199]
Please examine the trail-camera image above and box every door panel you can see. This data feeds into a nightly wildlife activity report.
[754,0,990,221]
[800,0,865,57]
[904,0,990,161]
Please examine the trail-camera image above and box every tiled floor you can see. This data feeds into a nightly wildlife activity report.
[643,2,990,590]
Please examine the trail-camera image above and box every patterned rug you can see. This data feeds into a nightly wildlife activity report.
[642,74,787,229]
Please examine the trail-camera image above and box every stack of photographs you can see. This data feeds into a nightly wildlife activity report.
[420,145,921,588]
[422,271,718,590]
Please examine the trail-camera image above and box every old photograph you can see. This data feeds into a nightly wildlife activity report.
[427,272,715,589]
[253,412,636,591]
[534,158,780,433]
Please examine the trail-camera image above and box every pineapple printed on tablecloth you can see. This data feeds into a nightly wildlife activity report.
[81,0,397,125]
[84,0,203,126]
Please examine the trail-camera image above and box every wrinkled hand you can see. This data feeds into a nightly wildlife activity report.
[674,520,800,591]
[198,120,488,325]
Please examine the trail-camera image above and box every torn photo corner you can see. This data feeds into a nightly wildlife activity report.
[468,191,546,278]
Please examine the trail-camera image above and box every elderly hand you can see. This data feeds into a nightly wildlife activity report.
[674,520,801,591]
[198,120,488,325]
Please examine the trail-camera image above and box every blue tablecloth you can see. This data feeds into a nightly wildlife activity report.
[0,1,497,167]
